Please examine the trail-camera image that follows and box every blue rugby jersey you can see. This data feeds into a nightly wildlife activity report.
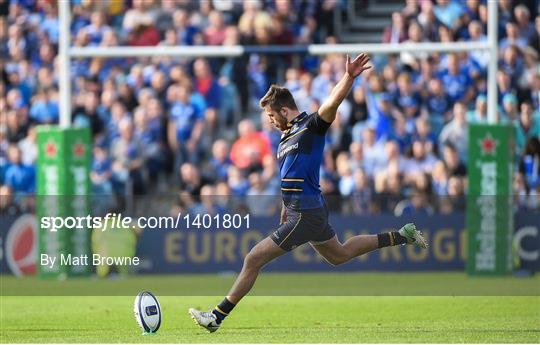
[277,111,332,210]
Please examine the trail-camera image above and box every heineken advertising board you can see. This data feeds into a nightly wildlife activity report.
[36,127,92,278]
[466,124,514,275]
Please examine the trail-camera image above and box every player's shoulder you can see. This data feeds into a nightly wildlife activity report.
[305,111,332,135]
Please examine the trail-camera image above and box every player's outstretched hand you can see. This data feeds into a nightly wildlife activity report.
[346,53,371,78]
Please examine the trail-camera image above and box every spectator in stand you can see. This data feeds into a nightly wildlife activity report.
[468,20,489,69]
[373,140,406,177]
[417,0,440,42]
[327,98,353,152]
[18,125,36,166]
[519,138,540,194]
[6,73,31,108]
[168,83,205,169]
[439,53,475,104]
[502,93,519,123]
[153,0,176,34]
[439,102,469,162]
[348,84,369,127]
[0,185,21,216]
[179,163,212,197]
[500,22,529,51]
[82,11,111,46]
[160,28,179,47]
[424,78,452,125]
[515,102,540,152]
[467,94,488,124]
[499,45,526,90]
[40,1,59,44]
[442,143,467,177]
[400,21,428,69]
[348,168,374,214]
[111,117,146,194]
[3,144,35,194]
[238,0,272,38]
[29,87,59,124]
[35,43,56,70]
[230,119,272,171]
[360,126,386,178]
[271,15,294,45]
[134,103,164,184]
[150,71,169,104]
[122,0,155,34]
[193,58,221,110]
[396,186,435,216]
[437,23,454,43]
[246,171,278,216]
[514,5,537,43]
[514,170,538,210]
[336,152,355,197]
[105,101,128,145]
[395,72,422,121]
[382,12,408,44]
[311,59,334,104]
[403,139,438,179]
[227,165,249,196]
[261,154,279,191]
[197,184,227,216]
[431,160,449,196]
[292,72,316,113]
[447,175,466,210]
[91,144,113,195]
[6,109,26,143]
[191,0,213,30]
[498,0,514,33]
[172,9,200,46]
[204,10,226,45]
[284,67,300,94]
[413,118,437,154]
[205,139,232,183]
[496,69,514,104]
[434,0,463,30]
[374,165,403,212]
[368,92,395,141]
[519,47,539,98]
[401,0,420,22]
[72,91,105,137]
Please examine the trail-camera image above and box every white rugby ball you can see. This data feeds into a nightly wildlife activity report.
[134,291,162,333]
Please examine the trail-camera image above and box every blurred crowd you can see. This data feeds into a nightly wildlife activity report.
[1,0,539,218]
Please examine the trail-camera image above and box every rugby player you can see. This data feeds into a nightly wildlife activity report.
[189,53,427,332]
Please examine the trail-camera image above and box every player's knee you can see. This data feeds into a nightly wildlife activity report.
[243,251,265,270]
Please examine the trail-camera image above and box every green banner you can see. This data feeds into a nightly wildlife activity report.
[36,126,92,278]
[466,124,514,276]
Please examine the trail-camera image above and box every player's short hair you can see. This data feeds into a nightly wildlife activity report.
[259,85,298,112]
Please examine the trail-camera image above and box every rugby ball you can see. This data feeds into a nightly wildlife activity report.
[134,291,162,334]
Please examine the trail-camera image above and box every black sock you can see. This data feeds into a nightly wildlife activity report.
[377,232,407,248]
[212,298,236,324]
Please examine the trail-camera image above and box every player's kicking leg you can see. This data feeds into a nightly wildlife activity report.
[311,223,427,266]
[189,237,285,332]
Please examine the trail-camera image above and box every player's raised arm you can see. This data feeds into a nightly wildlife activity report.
[318,53,371,123]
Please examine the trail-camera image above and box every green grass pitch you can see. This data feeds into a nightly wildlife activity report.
[1,273,539,343]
